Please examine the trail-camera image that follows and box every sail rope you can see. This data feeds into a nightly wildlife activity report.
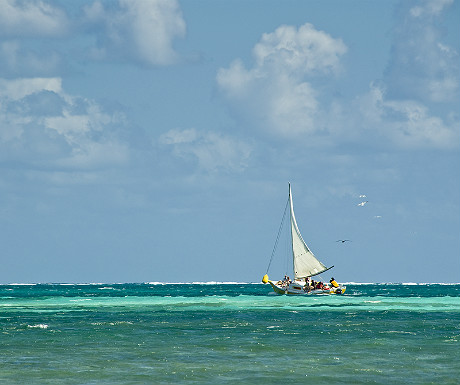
[266,197,290,275]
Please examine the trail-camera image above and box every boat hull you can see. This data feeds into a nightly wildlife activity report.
[268,281,346,295]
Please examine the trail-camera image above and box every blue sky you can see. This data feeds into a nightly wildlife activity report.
[0,0,459,284]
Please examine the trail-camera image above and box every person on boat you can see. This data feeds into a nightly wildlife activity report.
[330,278,339,288]
[303,278,311,292]
[281,275,290,288]
[303,277,309,291]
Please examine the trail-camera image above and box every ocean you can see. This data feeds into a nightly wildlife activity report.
[1,283,459,384]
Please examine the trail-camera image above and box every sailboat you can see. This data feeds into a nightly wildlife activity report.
[262,183,346,295]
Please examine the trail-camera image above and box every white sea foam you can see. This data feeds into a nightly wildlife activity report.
[145,281,253,285]
[343,282,460,285]
[27,324,48,329]
[70,299,92,302]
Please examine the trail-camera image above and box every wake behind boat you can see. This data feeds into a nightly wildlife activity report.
[262,183,346,295]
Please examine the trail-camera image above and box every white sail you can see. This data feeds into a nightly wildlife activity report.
[289,184,329,279]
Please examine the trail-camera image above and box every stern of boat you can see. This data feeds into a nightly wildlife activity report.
[330,285,346,295]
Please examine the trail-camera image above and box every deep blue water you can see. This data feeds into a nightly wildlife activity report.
[1,283,459,384]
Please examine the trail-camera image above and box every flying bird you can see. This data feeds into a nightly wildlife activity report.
[336,240,352,243]
[357,201,368,206]
[359,195,367,198]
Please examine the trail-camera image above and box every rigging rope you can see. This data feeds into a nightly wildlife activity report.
[266,197,290,274]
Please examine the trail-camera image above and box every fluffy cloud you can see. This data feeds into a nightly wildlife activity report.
[253,23,347,75]
[409,0,453,18]
[0,0,186,74]
[371,0,459,149]
[385,0,458,104]
[217,23,347,139]
[217,3,458,150]
[0,1,68,75]
[354,84,459,149]
[159,128,252,173]
[383,99,458,148]
[0,0,69,37]
[84,0,186,66]
[0,77,62,99]
[0,77,130,170]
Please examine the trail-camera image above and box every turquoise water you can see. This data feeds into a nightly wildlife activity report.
[1,283,459,384]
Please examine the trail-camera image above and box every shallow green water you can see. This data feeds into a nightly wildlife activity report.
[1,283,459,384]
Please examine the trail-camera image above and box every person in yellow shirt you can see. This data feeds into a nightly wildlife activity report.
[330,277,339,288]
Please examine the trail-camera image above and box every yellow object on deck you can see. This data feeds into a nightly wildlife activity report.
[262,274,269,284]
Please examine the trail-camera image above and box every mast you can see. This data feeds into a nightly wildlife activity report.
[288,182,295,276]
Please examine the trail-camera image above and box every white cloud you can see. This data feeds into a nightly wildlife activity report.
[354,0,460,149]
[0,0,69,37]
[0,0,186,74]
[55,141,129,169]
[385,0,458,104]
[0,77,130,170]
[410,0,453,17]
[216,5,458,151]
[84,0,186,66]
[159,128,197,145]
[217,23,347,140]
[383,99,458,148]
[253,23,347,76]
[160,128,252,173]
[0,77,62,100]
[353,84,459,149]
